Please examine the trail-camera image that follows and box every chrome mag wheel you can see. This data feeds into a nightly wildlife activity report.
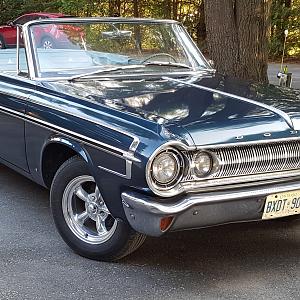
[62,175,117,245]
[51,156,146,261]
[42,39,54,49]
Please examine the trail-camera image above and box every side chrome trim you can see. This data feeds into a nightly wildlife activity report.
[163,76,295,130]
[25,113,140,159]
[0,80,141,161]
[0,104,140,179]
[28,91,141,155]
[98,160,132,179]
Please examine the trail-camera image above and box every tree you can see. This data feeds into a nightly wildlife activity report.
[204,0,272,84]
[0,0,298,66]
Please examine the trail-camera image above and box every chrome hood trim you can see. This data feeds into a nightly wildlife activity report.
[163,76,296,130]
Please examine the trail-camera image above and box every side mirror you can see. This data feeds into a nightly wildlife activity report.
[6,20,14,27]
[208,59,215,68]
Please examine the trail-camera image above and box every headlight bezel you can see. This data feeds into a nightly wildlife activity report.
[149,147,184,190]
[146,142,220,197]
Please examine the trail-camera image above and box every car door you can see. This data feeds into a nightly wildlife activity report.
[0,39,33,171]
[0,76,32,172]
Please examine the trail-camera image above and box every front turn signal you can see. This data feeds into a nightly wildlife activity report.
[160,216,174,232]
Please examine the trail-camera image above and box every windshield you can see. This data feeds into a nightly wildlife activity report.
[28,19,210,79]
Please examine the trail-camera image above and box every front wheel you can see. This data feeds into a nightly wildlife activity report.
[50,156,146,261]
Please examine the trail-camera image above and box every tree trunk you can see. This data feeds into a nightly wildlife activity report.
[172,0,178,20]
[108,0,114,16]
[164,0,172,19]
[109,0,121,16]
[196,1,206,49]
[204,0,272,83]
[133,0,139,18]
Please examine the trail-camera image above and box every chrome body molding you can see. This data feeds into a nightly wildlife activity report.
[121,180,300,236]
[29,92,141,158]
[27,113,140,162]
[98,160,132,179]
[0,81,141,163]
[163,76,296,130]
[0,103,139,179]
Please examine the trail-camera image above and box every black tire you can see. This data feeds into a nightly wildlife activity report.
[40,36,55,49]
[0,36,6,49]
[50,156,146,261]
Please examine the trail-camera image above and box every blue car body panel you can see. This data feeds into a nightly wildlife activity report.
[0,70,300,219]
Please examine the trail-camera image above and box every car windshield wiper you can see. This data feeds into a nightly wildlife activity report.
[143,62,215,73]
[68,65,146,82]
[143,61,193,69]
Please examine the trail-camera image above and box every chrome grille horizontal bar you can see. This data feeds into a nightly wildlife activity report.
[182,140,300,182]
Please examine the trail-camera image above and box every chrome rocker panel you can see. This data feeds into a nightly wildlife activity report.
[121,180,300,237]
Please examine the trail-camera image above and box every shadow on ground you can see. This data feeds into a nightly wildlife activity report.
[0,164,299,299]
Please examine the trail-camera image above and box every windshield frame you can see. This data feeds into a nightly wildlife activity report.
[22,17,212,81]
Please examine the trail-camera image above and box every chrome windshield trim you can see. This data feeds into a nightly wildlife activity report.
[163,76,295,130]
[22,21,36,79]
[24,17,180,27]
[30,70,213,82]
[22,18,210,80]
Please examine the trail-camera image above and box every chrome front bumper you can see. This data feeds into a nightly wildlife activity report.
[121,180,300,236]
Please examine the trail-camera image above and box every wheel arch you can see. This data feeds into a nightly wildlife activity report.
[41,135,130,219]
[41,136,90,188]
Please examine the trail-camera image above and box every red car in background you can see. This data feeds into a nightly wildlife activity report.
[0,12,70,49]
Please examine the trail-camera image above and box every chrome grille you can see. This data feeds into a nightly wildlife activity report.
[183,140,300,181]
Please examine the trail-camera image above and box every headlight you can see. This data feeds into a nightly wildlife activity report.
[151,151,181,186]
[193,151,213,177]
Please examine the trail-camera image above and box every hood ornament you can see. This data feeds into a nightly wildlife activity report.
[163,77,296,130]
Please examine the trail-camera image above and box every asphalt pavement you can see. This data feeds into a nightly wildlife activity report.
[0,164,299,299]
[0,66,300,299]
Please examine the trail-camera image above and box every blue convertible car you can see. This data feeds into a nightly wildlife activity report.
[0,17,300,261]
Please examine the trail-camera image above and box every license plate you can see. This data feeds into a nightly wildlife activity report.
[262,190,300,219]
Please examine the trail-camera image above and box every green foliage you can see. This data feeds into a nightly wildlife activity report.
[0,0,299,59]
[270,0,300,59]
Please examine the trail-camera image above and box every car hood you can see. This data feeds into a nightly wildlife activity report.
[0,25,11,30]
[42,72,300,146]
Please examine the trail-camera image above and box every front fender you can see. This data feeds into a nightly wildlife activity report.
[42,135,135,220]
